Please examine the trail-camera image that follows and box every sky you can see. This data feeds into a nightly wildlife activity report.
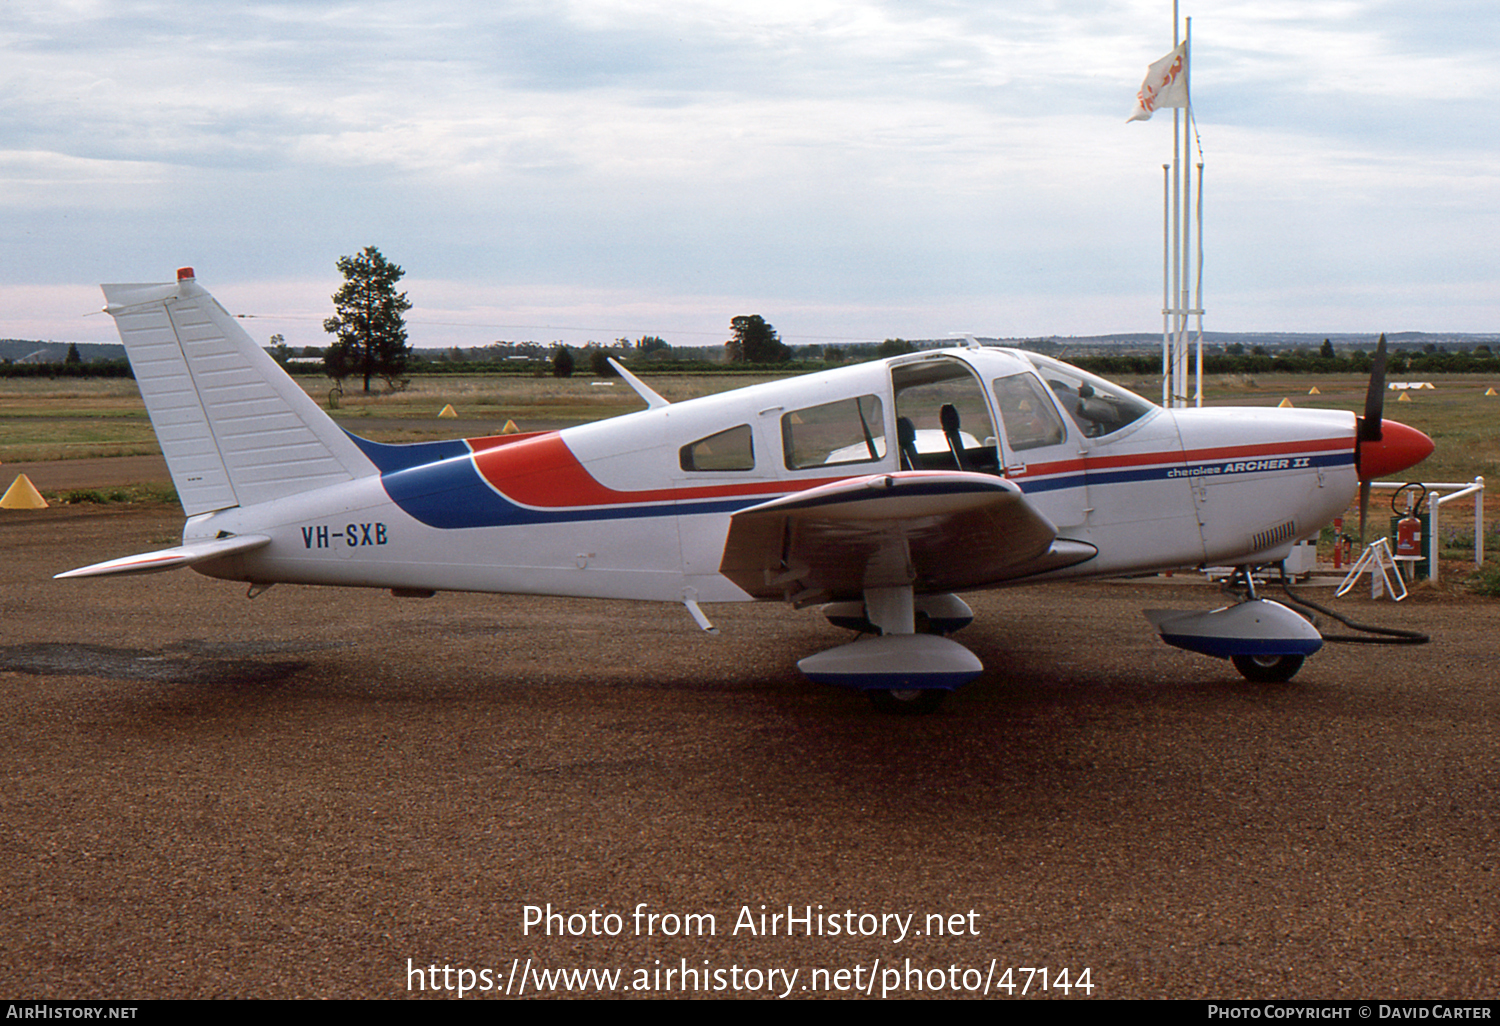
[2,0,1496,352]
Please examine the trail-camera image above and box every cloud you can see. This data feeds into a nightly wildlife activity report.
[0,0,1495,346]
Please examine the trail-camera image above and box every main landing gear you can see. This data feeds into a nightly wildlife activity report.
[802,590,982,715]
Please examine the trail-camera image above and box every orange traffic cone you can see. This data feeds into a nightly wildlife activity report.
[1,474,48,509]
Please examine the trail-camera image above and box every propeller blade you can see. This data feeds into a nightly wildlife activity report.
[1359,333,1388,443]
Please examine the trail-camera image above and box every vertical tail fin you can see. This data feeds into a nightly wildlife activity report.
[103,270,375,516]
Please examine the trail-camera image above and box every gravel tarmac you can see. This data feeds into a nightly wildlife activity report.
[1,503,1496,1000]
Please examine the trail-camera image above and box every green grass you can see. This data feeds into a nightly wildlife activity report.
[1464,558,1500,597]
[0,379,158,460]
[56,483,179,506]
[322,373,780,422]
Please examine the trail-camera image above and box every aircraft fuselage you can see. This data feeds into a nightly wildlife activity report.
[185,347,1360,602]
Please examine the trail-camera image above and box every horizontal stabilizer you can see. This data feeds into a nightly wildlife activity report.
[55,534,271,580]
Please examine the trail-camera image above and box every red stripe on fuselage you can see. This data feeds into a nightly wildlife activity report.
[465,431,1354,508]
[468,433,811,508]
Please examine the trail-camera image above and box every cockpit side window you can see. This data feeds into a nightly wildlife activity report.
[680,424,755,472]
[991,373,1066,451]
[782,395,887,469]
[1023,354,1154,438]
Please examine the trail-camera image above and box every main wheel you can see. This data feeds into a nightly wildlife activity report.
[1231,653,1305,683]
[867,688,947,715]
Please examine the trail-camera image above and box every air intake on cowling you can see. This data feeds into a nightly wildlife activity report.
[1250,520,1297,554]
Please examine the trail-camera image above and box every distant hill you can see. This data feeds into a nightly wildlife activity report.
[981,331,1500,355]
[6,332,1494,367]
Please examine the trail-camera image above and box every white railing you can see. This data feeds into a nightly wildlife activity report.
[1369,476,1486,584]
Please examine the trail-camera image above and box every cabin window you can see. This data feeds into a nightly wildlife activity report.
[991,373,1066,451]
[782,395,887,469]
[680,424,755,472]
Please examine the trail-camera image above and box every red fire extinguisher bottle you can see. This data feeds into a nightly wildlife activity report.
[1395,512,1421,557]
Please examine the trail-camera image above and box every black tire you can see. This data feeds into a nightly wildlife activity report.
[867,688,946,715]
[1231,653,1305,683]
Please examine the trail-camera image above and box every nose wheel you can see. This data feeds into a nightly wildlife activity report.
[1230,653,1305,683]
[867,688,947,715]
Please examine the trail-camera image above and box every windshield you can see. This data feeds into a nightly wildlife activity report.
[1020,353,1155,438]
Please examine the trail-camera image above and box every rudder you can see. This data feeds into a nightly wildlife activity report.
[104,269,375,516]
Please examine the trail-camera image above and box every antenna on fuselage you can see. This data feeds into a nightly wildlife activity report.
[608,357,669,410]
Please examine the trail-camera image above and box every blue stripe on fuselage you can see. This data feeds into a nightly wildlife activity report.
[347,432,471,473]
[1015,450,1353,494]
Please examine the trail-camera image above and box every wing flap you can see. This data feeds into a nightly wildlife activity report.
[719,472,1095,600]
[55,534,271,580]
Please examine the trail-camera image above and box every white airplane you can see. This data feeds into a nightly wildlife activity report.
[60,269,1433,713]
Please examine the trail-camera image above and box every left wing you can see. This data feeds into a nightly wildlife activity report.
[55,534,271,580]
[718,472,1096,602]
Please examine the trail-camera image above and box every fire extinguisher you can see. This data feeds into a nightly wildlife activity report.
[1392,483,1428,558]
[1332,516,1349,569]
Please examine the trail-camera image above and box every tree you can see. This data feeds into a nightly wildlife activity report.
[588,349,618,377]
[1319,338,1335,359]
[323,339,354,387]
[65,343,82,365]
[552,345,575,378]
[728,314,789,364]
[322,246,413,393]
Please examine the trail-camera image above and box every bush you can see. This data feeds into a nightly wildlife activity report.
[58,483,178,506]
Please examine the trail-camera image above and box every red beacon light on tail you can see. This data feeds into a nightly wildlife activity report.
[177,267,195,281]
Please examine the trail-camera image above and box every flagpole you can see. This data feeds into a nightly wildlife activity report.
[1179,16,1193,408]
[1135,3,1199,409]
[1172,10,1182,407]
[1162,164,1171,407]
[1195,159,1205,406]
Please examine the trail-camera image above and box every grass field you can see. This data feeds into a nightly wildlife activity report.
[3,367,1494,565]
[1189,373,1499,568]
[0,379,161,462]
[1191,372,1498,491]
[319,372,790,435]
[6,367,1489,475]
[0,373,796,461]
